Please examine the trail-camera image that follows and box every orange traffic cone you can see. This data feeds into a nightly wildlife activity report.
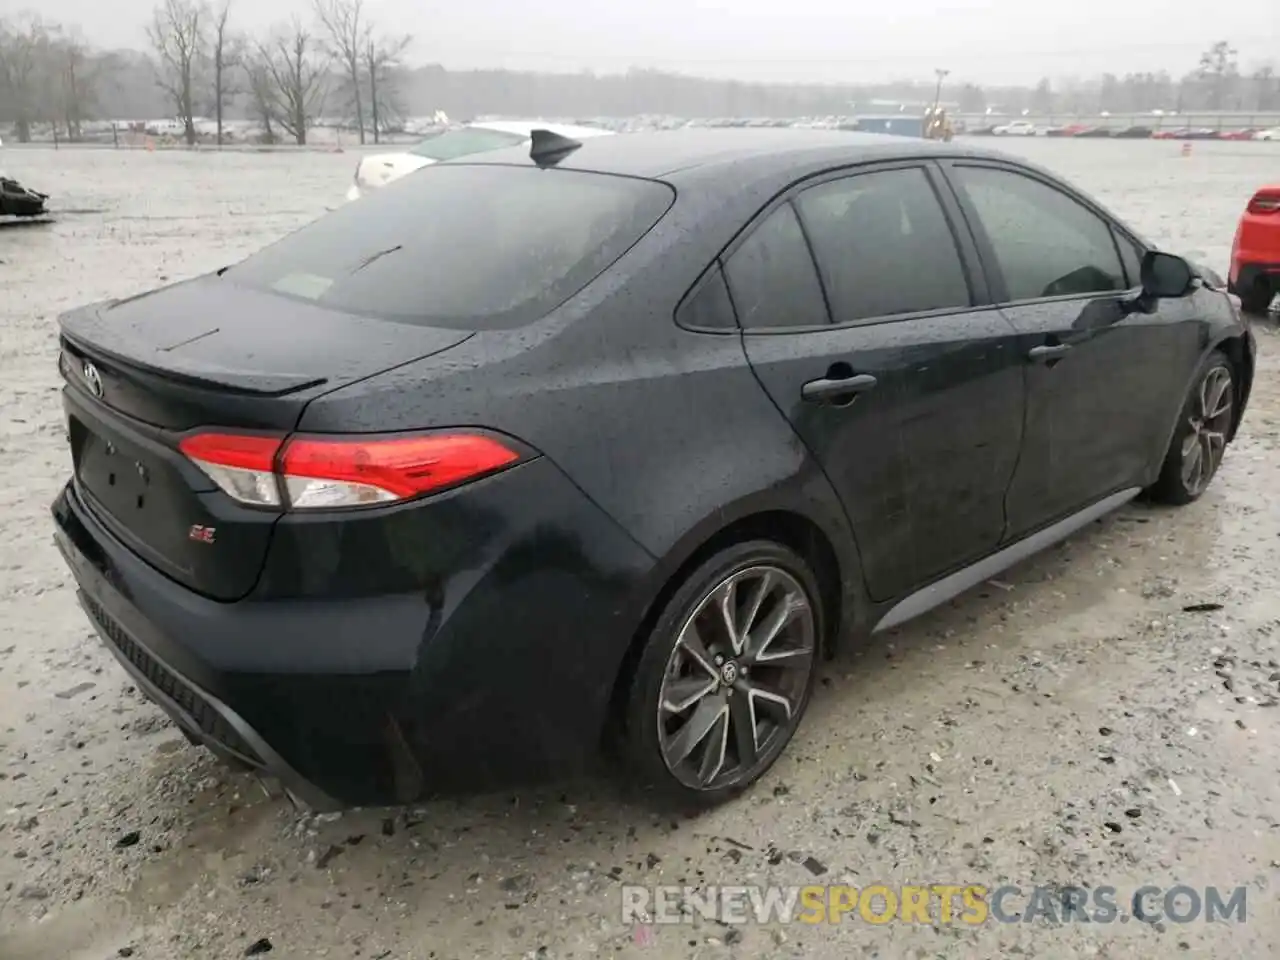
[1181,142,1192,157]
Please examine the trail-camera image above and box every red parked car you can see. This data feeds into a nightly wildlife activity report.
[1230,185,1280,314]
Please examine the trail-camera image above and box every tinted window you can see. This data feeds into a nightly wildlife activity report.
[1116,230,1145,288]
[953,166,1125,301]
[677,267,737,330]
[724,204,828,330]
[796,168,971,322]
[226,165,673,329]
[408,127,526,160]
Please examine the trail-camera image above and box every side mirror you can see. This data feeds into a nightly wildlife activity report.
[1140,251,1194,299]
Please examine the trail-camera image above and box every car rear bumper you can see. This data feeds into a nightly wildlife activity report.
[51,455,658,808]
[53,480,398,809]
[1229,261,1280,293]
[75,582,343,809]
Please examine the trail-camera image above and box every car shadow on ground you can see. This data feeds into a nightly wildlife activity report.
[0,217,54,229]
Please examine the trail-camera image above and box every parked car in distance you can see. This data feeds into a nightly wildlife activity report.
[53,129,1255,811]
[345,120,613,200]
[1254,127,1280,141]
[1230,184,1280,314]
[992,120,1040,136]
[0,140,49,217]
[0,176,49,217]
[1154,127,1219,140]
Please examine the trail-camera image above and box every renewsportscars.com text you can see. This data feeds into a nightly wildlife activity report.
[621,883,1248,926]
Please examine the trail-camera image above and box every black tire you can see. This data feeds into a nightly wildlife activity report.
[1239,278,1274,316]
[1149,350,1236,505]
[619,539,823,808]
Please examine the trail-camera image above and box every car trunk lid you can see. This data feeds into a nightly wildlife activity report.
[58,275,472,600]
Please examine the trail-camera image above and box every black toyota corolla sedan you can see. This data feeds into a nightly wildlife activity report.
[52,129,1254,810]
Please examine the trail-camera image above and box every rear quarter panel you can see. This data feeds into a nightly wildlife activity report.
[1146,287,1255,479]
[297,186,868,634]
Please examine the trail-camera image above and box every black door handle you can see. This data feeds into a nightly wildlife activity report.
[801,373,878,403]
[1027,343,1072,362]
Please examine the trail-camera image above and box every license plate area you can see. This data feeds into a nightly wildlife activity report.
[69,415,161,523]
[59,386,280,601]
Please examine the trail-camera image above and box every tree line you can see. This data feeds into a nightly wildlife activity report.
[2,23,1278,145]
[150,0,410,145]
[0,0,409,145]
[954,43,1279,116]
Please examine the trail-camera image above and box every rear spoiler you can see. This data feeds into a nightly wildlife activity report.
[59,306,326,398]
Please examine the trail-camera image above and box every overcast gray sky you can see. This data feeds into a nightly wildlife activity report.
[29,0,1280,85]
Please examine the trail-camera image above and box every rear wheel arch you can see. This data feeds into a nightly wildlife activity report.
[1148,346,1236,504]
[1215,332,1254,441]
[1152,334,1251,475]
[603,509,849,747]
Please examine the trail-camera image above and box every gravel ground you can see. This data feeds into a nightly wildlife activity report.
[2,139,1279,960]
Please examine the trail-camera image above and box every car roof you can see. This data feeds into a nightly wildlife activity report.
[468,119,614,139]
[458,126,1012,181]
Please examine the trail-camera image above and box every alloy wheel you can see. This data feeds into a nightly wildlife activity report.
[1180,365,1233,496]
[656,565,816,791]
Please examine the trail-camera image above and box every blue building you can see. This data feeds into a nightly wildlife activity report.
[847,115,927,138]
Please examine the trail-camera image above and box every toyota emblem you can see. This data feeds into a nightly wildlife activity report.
[82,361,104,398]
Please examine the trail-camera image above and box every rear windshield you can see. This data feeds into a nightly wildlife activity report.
[225,164,674,329]
[408,127,527,160]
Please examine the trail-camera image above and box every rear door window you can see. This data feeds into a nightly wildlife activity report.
[408,128,527,160]
[724,203,829,330]
[795,167,972,322]
[226,165,674,330]
[676,267,737,330]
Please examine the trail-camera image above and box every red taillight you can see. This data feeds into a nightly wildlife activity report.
[179,432,284,507]
[1247,191,1280,214]
[178,431,522,510]
[280,434,520,508]
[179,432,280,471]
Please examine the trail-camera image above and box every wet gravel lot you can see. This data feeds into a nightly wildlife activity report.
[2,139,1279,959]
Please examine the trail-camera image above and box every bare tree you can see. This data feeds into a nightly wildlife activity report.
[314,0,367,142]
[956,82,985,114]
[0,15,50,142]
[1030,77,1053,114]
[243,51,277,143]
[209,0,241,145]
[147,0,208,145]
[363,33,409,143]
[49,28,96,140]
[258,19,328,145]
[1197,40,1239,110]
[1250,65,1278,112]
[1118,71,1174,113]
